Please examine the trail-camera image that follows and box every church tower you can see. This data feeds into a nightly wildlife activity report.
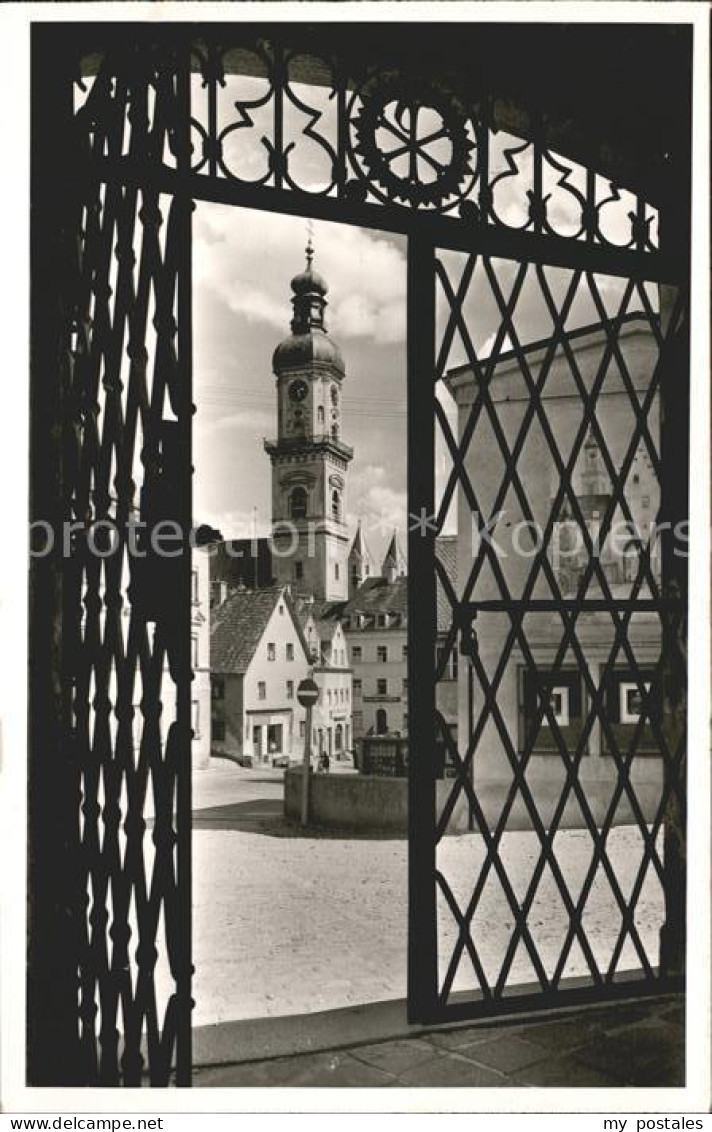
[265,238,353,602]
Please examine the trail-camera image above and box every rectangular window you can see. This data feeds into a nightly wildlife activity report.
[335,563,340,580]
[286,642,294,661]
[212,678,225,701]
[520,669,585,756]
[287,680,294,700]
[258,681,266,700]
[377,646,388,663]
[267,642,276,661]
[403,713,408,732]
[352,645,362,661]
[353,678,362,694]
[403,645,408,660]
[377,678,387,696]
[402,678,408,694]
[191,635,198,668]
[602,668,660,756]
[295,561,304,580]
[212,719,226,742]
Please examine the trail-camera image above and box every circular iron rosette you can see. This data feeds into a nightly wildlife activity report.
[346,73,477,212]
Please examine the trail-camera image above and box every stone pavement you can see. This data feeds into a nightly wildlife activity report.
[193,993,684,1088]
[184,763,664,1027]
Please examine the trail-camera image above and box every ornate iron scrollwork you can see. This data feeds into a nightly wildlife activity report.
[349,74,477,210]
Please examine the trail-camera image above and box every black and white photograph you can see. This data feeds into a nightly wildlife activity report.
[1,0,710,1115]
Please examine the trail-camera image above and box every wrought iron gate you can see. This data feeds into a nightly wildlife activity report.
[29,24,690,1084]
[407,240,687,1023]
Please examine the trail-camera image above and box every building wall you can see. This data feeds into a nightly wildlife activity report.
[314,624,353,759]
[448,322,664,804]
[347,625,408,744]
[270,445,351,602]
[240,596,310,764]
[211,592,311,765]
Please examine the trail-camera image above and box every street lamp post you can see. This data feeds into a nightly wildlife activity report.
[296,676,320,827]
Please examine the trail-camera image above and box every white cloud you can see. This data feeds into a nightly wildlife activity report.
[195,505,271,542]
[347,463,407,559]
[194,206,406,347]
[195,407,273,437]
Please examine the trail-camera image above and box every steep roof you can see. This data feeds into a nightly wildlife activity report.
[343,575,408,617]
[349,522,374,563]
[382,529,407,575]
[211,587,304,675]
[436,535,458,634]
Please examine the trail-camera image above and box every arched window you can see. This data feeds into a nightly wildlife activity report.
[332,489,341,521]
[317,405,325,426]
[290,486,307,519]
[375,708,388,735]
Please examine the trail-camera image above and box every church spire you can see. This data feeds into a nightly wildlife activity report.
[289,227,329,335]
[382,529,407,583]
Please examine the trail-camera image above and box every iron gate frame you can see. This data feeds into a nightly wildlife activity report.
[28,21,691,1085]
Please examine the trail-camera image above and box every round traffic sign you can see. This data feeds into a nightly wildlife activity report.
[296,677,320,708]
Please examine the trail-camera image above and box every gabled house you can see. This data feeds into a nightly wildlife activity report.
[210,586,311,766]
[302,613,353,760]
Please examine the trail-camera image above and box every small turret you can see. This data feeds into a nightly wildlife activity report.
[381,529,407,584]
[348,521,375,596]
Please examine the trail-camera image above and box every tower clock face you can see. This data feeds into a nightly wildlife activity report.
[289,379,308,403]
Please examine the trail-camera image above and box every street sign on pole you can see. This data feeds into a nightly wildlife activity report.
[296,677,320,826]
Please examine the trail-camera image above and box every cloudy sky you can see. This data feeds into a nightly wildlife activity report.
[193,175,654,561]
[193,204,410,564]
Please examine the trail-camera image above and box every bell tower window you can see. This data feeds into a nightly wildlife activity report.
[332,489,341,521]
[290,486,307,519]
[317,405,325,426]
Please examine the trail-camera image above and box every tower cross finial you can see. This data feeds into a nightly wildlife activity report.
[305,219,314,268]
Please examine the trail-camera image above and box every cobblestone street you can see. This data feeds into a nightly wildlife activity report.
[189,763,664,1028]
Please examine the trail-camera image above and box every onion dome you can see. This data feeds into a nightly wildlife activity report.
[272,236,345,375]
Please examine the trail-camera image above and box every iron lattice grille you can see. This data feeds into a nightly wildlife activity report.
[66,41,193,1086]
[186,37,658,248]
[27,28,685,1081]
[428,249,686,1010]
[77,36,660,259]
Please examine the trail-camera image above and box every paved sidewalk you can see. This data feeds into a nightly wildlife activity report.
[193,994,684,1088]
